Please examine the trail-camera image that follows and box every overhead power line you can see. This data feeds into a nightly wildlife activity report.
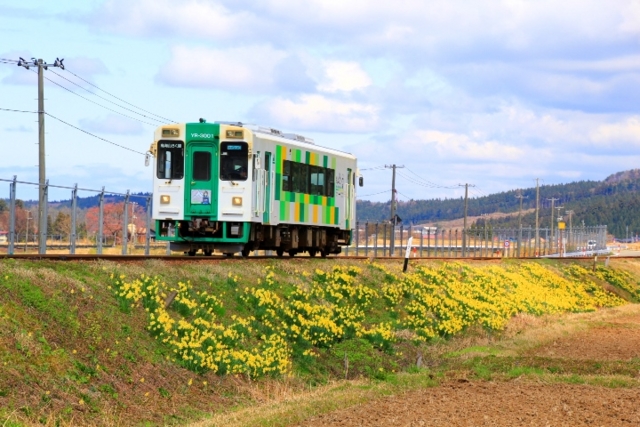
[48,69,166,125]
[62,68,176,123]
[46,112,146,155]
[39,71,160,127]
[359,165,387,171]
[0,107,37,113]
[404,168,458,189]
[357,189,390,198]
[396,171,457,190]
[472,186,489,197]
[396,190,414,201]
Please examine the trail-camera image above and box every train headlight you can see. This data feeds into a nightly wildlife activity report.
[232,197,242,206]
[160,195,170,204]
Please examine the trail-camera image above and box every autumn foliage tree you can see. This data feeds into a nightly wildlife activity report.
[0,202,34,242]
[85,203,146,244]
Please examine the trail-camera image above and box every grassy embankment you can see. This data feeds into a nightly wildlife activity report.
[1,257,639,426]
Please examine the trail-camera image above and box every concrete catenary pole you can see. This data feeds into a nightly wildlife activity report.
[386,164,404,256]
[18,57,65,254]
[547,197,559,254]
[459,183,474,257]
[535,178,540,254]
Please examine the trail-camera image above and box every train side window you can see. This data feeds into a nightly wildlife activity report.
[310,166,325,195]
[282,160,291,191]
[157,141,184,180]
[292,163,308,193]
[192,151,211,181]
[326,168,335,198]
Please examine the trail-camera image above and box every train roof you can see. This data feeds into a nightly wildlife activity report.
[215,121,357,160]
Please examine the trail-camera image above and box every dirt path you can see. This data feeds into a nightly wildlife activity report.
[296,310,640,427]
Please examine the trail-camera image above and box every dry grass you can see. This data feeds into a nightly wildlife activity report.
[189,378,393,427]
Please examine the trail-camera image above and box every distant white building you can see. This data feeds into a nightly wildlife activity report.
[422,226,437,235]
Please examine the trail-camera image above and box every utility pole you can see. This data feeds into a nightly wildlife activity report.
[17,57,65,254]
[547,197,559,254]
[555,205,564,255]
[515,191,527,257]
[385,164,404,256]
[459,183,475,257]
[481,213,489,257]
[565,210,574,248]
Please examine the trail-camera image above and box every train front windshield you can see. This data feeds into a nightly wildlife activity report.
[157,141,184,180]
[220,141,248,181]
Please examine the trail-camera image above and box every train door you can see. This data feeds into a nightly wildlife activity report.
[346,168,353,229]
[252,153,261,218]
[263,152,272,224]
[185,142,217,217]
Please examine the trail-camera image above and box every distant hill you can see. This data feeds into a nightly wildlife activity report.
[357,169,640,238]
[19,192,152,211]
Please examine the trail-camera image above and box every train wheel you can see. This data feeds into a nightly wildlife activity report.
[320,250,328,258]
[204,250,212,256]
[241,247,251,257]
[187,250,196,257]
[288,251,296,258]
[308,249,317,257]
[276,249,284,257]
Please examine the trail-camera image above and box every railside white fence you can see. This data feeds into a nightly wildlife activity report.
[0,176,155,255]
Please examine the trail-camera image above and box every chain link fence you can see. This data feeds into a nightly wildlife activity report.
[344,222,608,258]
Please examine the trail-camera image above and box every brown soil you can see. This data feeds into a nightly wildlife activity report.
[296,311,640,427]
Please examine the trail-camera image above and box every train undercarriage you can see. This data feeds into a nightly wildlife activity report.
[160,219,350,257]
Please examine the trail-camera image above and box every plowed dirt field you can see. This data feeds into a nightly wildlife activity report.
[296,310,640,427]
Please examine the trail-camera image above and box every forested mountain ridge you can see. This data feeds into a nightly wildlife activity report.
[356,169,640,238]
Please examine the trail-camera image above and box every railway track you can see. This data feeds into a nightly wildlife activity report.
[0,254,631,262]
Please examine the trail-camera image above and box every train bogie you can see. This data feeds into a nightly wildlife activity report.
[150,120,360,256]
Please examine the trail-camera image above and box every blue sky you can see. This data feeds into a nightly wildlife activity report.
[1,0,640,204]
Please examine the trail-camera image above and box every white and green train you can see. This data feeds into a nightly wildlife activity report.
[150,120,362,256]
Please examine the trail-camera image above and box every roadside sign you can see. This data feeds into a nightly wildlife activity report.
[504,240,510,248]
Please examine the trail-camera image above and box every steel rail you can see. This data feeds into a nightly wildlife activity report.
[0,254,635,262]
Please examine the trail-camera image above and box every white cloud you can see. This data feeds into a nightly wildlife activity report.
[78,114,144,135]
[157,45,287,92]
[317,61,372,93]
[90,0,258,41]
[411,130,524,162]
[591,118,640,146]
[92,1,638,54]
[251,95,380,133]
